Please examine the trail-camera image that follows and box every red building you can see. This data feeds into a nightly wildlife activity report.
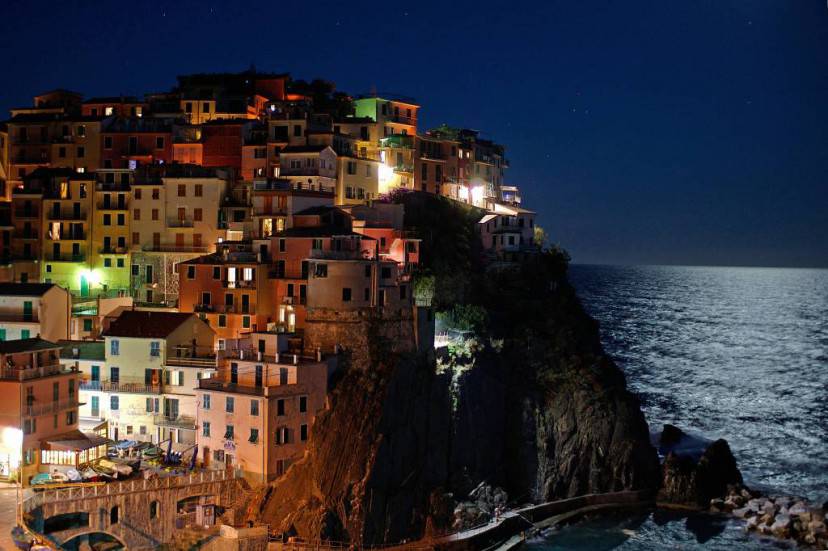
[100,118,173,169]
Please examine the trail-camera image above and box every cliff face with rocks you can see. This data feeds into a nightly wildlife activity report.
[258,193,661,544]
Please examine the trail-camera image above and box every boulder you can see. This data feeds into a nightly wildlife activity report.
[732,507,752,519]
[809,520,826,536]
[771,514,792,537]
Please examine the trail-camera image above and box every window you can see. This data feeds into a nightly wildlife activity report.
[194,184,203,197]
[150,341,160,357]
[201,292,211,305]
[103,214,111,226]
[152,189,159,200]
[111,396,119,410]
[202,422,211,437]
[242,316,250,329]
[299,396,308,413]
[203,394,211,410]
[300,424,308,442]
[187,265,196,279]
[83,318,93,332]
[275,427,288,445]
[133,208,140,221]
[132,232,140,245]
[104,136,113,149]
[224,425,234,440]
[212,266,221,279]
[111,339,119,356]
[151,208,159,220]
[249,428,259,443]
[193,208,202,221]
[23,418,36,435]
[20,329,29,340]
[185,102,193,113]
[134,188,141,199]
[117,213,125,225]
[150,501,159,519]
[178,184,186,197]
[251,400,259,416]
[140,425,147,435]
[77,125,86,137]
[278,239,286,252]
[226,397,234,413]
[381,267,391,279]
[342,288,352,302]
[311,238,323,250]
[400,285,407,300]
[77,146,85,158]
[347,161,357,175]
[117,258,124,268]
[155,137,164,149]
[218,314,226,327]
[277,399,285,416]
[314,263,328,278]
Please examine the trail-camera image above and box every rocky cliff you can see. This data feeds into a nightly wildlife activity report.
[258,193,661,544]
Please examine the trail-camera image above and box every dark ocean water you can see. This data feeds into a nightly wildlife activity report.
[527,264,828,550]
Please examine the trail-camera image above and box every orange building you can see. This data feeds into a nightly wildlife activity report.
[177,246,274,345]
[0,338,97,486]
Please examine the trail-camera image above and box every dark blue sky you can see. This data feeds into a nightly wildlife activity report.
[2,0,826,267]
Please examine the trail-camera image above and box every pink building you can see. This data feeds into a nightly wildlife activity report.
[196,331,332,483]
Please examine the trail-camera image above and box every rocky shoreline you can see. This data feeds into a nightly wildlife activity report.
[714,488,828,547]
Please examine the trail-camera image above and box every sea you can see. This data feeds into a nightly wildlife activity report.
[525,264,828,550]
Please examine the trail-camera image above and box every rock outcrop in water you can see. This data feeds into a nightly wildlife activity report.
[256,193,661,544]
[657,424,743,507]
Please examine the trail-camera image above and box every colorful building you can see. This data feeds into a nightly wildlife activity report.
[0,283,70,342]
[196,330,331,482]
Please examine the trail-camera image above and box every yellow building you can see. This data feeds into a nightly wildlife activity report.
[129,164,229,305]
[81,311,216,444]
[91,178,131,293]
[41,173,95,295]
[335,155,380,205]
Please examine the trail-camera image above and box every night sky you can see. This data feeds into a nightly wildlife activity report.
[2,1,826,267]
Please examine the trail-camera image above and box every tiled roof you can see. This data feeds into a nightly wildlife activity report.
[0,338,61,354]
[0,282,58,296]
[103,311,195,339]
[58,340,106,361]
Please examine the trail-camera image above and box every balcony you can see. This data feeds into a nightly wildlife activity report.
[96,201,128,211]
[385,114,417,126]
[14,230,39,240]
[14,209,39,219]
[99,246,128,255]
[222,279,256,289]
[47,211,87,221]
[380,135,414,149]
[79,379,161,394]
[166,355,217,369]
[152,413,197,430]
[24,398,80,417]
[308,248,368,261]
[44,253,86,262]
[167,219,195,229]
[198,378,265,396]
[48,231,86,241]
[1,363,74,381]
[393,164,414,174]
[142,245,208,254]
[279,167,325,177]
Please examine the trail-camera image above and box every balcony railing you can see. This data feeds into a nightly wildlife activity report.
[99,246,128,254]
[14,209,39,219]
[79,379,161,394]
[142,245,208,254]
[1,363,73,381]
[168,219,195,228]
[47,211,87,221]
[44,253,86,262]
[197,378,265,396]
[24,398,80,417]
[222,279,256,289]
[14,231,39,240]
[152,413,197,430]
[96,201,128,211]
[308,249,369,261]
[48,231,86,241]
[166,355,217,368]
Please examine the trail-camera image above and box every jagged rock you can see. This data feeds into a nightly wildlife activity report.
[771,514,792,537]
[761,501,777,516]
[789,501,808,515]
[732,507,752,519]
[710,498,725,511]
[808,521,826,536]
[659,435,743,507]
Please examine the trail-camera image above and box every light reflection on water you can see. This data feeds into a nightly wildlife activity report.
[548,265,828,550]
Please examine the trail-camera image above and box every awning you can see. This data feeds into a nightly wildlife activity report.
[42,430,110,452]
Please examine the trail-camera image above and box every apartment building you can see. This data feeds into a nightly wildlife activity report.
[0,338,83,485]
[0,283,70,342]
[196,330,331,483]
[81,311,216,444]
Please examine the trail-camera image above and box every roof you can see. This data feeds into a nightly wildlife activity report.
[0,338,61,354]
[58,340,106,361]
[83,96,140,104]
[0,282,58,297]
[279,145,330,154]
[6,113,101,124]
[104,311,195,339]
[274,226,374,239]
[478,214,497,224]
[294,205,341,216]
[42,430,109,452]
